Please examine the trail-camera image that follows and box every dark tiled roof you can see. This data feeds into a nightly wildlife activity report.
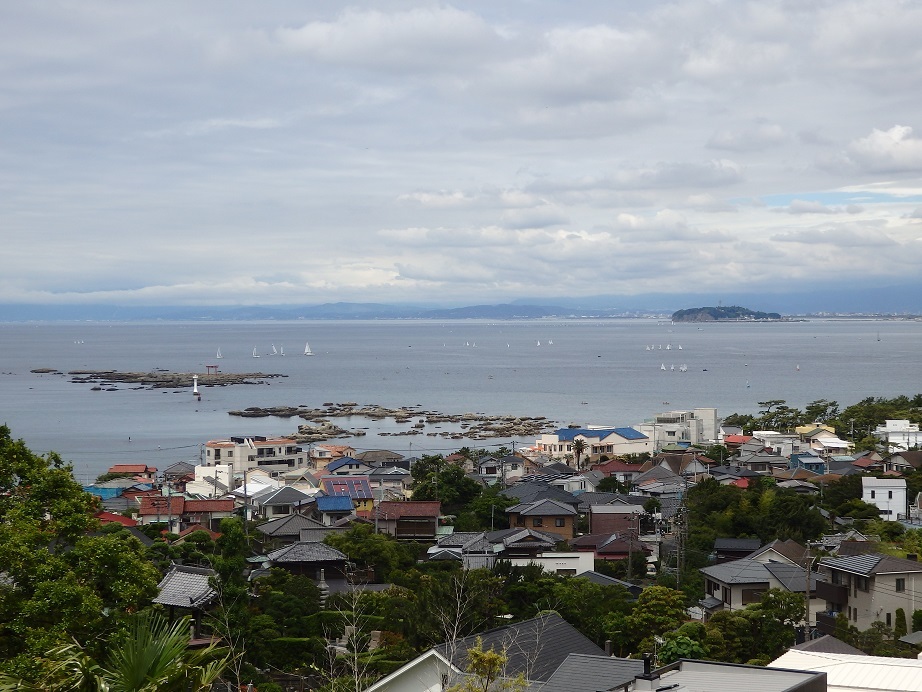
[507,498,577,516]
[541,653,644,692]
[153,565,217,608]
[254,486,313,507]
[502,482,579,507]
[715,538,762,551]
[791,635,864,655]
[747,539,808,566]
[434,613,604,683]
[821,553,922,576]
[256,513,326,537]
[266,542,348,563]
[575,571,643,597]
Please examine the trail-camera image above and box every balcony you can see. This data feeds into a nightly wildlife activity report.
[815,580,849,604]
[815,612,840,636]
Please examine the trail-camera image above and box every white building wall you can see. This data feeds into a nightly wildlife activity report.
[862,477,907,521]
[185,463,233,497]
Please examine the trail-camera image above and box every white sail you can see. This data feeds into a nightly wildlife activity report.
[252,347,260,358]
[271,344,278,355]
[279,345,284,356]
[216,348,223,359]
[304,341,313,356]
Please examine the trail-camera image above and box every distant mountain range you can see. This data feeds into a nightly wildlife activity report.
[1,281,920,321]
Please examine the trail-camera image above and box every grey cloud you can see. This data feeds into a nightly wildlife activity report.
[707,123,786,152]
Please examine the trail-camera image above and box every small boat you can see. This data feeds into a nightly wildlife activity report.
[678,345,682,350]
[796,364,800,371]
[216,348,223,359]
[679,364,688,372]
[252,347,260,358]
[270,344,278,356]
[666,344,671,350]
[548,340,553,345]
[661,363,666,371]
[304,341,313,356]
[279,345,285,356]
[537,340,541,346]
[670,364,675,371]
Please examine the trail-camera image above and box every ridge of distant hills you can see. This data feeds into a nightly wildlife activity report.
[671,306,783,322]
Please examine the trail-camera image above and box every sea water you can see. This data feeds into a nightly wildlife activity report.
[0,318,919,482]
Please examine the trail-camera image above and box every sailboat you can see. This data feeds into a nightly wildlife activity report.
[660,363,666,371]
[304,341,313,356]
[270,344,278,356]
[279,345,285,356]
[216,348,223,359]
[252,347,260,358]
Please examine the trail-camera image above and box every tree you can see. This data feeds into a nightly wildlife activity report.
[0,612,231,692]
[895,608,908,639]
[621,586,687,646]
[596,476,627,493]
[208,517,252,687]
[571,439,587,470]
[445,638,527,692]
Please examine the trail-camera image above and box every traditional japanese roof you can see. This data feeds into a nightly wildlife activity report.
[256,513,326,537]
[507,498,577,516]
[184,499,234,513]
[137,495,184,516]
[163,461,195,477]
[252,486,313,507]
[355,449,404,463]
[266,541,348,563]
[487,527,559,550]
[701,558,818,592]
[108,464,156,474]
[714,537,762,552]
[94,510,137,526]
[791,635,864,655]
[748,539,809,566]
[370,500,441,519]
[501,481,579,507]
[434,613,605,683]
[153,564,217,608]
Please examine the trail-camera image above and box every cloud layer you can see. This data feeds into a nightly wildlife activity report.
[1,1,921,306]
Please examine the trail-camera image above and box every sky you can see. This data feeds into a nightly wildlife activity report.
[3,1,922,308]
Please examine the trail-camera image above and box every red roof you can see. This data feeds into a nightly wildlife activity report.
[592,458,641,474]
[177,524,221,540]
[95,510,137,526]
[138,496,185,516]
[184,499,234,513]
[724,435,752,445]
[371,501,441,519]
[108,464,156,474]
[730,478,751,488]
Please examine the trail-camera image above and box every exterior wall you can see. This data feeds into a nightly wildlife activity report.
[824,569,921,631]
[367,654,453,692]
[506,552,594,576]
[862,478,907,520]
[589,505,642,534]
[875,420,922,452]
[510,512,575,540]
[185,463,233,497]
[703,576,823,624]
[204,437,308,476]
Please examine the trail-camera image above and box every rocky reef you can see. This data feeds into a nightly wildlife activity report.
[228,402,556,442]
[63,369,284,389]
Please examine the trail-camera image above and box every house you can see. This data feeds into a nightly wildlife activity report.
[255,512,342,547]
[748,539,811,567]
[325,456,375,476]
[181,499,235,531]
[315,495,355,525]
[500,481,579,509]
[874,419,922,452]
[535,426,651,462]
[886,450,922,474]
[370,501,441,540]
[184,463,234,498]
[135,495,185,532]
[152,564,217,637]
[106,463,158,482]
[570,533,652,563]
[364,466,412,499]
[637,658,825,692]
[588,496,647,534]
[699,558,823,623]
[861,476,907,520]
[507,498,578,540]
[635,408,719,450]
[486,527,560,558]
[590,458,643,486]
[427,532,496,569]
[264,541,349,580]
[713,537,762,563]
[354,449,403,465]
[320,476,375,513]
[94,510,138,527]
[814,553,922,634]
[639,452,713,477]
[311,444,356,472]
[250,485,316,520]
[476,455,527,483]
[203,436,309,476]
[366,612,607,692]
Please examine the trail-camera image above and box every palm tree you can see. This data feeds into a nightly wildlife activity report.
[0,612,232,692]
[571,438,587,469]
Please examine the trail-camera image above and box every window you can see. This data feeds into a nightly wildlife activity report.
[214,449,221,460]
[871,490,876,498]
[555,518,566,527]
[889,491,893,499]
[226,451,233,458]
[897,578,906,592]
[532,517,543,527]
[887,612,892,627]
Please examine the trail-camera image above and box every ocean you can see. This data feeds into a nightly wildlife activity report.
[1,318,919,483]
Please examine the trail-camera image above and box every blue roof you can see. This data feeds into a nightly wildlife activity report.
[556,427,648,442]
[326,456,362,471]
[316,496,354,512]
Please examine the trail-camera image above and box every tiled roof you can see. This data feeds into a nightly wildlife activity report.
[714,537,762,551]
[137,496,185,516]
[748,539,808,566]
[501,482,579,507]
[254,486,313,507]
[554,427,647,442]
[371,501,441,519]
[266,542,348,563]
[541,653,643,692]
[256,513,326,537]
[108,464,156,473]
[326,456,368,472]
[822,553,922,576]
[435,613,605,683]
[94,511,137,526]
[184,499,234,513]
[507,498,577,516]
[152,565,217,608]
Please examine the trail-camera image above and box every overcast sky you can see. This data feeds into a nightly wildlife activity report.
[3,1,922,307]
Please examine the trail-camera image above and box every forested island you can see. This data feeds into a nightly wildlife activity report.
[672,305,782,322]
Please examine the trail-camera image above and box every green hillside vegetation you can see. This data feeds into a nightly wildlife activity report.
[672,305,782,321]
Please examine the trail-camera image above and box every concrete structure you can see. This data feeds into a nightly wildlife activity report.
[636,407,719,451]
[815,553,922,634]
[504,551,595,576]
[861,476,907,520]
[184,463,233,497]
[770,649,922,692]
[203,435,309,476]
[874,419,922,452]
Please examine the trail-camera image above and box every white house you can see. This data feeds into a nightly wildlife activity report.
[861,477,907,521]
[203,435,309,476]
[184,463,233,497]
[635,408,719,450]
[535,426,651,462]
[874,419,922,452]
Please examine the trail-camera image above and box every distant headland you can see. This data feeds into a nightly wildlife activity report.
[671,305,783,322]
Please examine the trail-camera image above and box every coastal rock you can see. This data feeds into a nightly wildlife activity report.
[64,370,285,389]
